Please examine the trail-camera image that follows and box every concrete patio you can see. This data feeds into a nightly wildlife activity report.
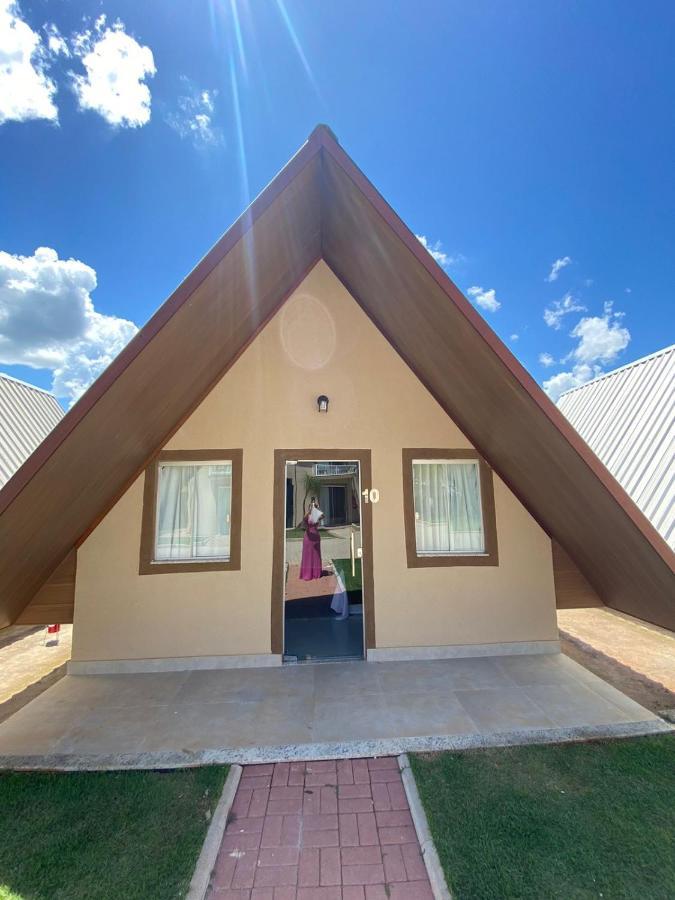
[0,653,669,770]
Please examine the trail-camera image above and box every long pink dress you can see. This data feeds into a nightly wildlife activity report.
[299,513,323,580]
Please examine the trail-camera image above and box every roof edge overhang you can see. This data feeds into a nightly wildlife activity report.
[0,124,673,630]
[314,129,674,569]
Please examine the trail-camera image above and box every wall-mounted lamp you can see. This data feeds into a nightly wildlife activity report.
[317,395,329,413]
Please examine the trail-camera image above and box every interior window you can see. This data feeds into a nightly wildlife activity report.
[412,459,485,555]
[155,461,232,561]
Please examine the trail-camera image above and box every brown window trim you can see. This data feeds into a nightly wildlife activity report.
[139,449,243,575]
[402,448,498,568]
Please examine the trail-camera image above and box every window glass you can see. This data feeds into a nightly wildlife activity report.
[155,462,232,561]
[412,460,485,554]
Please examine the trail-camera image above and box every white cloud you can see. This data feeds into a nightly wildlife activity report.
[543,363,600,402]
[416,235,463,269]
[44,23,69,58]
[566,301,630,365]
[70,16,155,127]
[546,256,571,282]
[539,352,555,367]
[543,292,586,329]
[166,79,222,146]
[510,333,519,342]
[0,247,138,404]
[0,0,58,124]
[542,301,630,402]
[467,285,501,312]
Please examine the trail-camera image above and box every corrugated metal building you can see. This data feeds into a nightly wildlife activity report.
[0,374,64,488]
[557,345,674,550]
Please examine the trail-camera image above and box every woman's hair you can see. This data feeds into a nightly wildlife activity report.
[310,496,317,505]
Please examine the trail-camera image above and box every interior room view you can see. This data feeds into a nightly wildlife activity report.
[283,459,364,661]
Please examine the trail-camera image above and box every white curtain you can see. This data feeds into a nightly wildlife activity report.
[413,461,484,554]
[156,463,232,560]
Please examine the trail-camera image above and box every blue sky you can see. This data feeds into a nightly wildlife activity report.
[1,0,674,405]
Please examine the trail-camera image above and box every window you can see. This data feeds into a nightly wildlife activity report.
[156,462,232,560]
[140,450,242,574]
[402,449,498,567]
[413,459,484,554]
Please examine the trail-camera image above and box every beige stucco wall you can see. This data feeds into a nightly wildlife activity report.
[72,262,557,662]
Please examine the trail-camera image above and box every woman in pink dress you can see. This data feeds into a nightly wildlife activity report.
[300,497,324,580]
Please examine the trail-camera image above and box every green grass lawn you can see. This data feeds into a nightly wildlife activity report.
[331,557,362,593]
[0,766,228,900]
[411,735,675,900]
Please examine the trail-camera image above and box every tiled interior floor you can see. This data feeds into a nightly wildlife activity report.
[284,557,364,661]
[284,616,364,661]
[208,758,433,899]
[0,653,667,767]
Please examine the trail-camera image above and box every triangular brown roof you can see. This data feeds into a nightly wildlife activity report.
[1,125,673,629]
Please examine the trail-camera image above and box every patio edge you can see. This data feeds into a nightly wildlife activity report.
[398,752,453,900]
[186,764,242,900]
[0,718,671,771]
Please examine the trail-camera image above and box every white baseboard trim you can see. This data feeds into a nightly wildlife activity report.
[68,653,283,675]
[367,640,560,662]
[68,642,559,674]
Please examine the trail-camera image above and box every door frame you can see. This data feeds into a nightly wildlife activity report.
[271,449,376,656]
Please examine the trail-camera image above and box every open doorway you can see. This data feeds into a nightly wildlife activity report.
[282,459,364,662]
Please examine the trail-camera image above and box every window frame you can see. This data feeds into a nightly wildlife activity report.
[139,449,243,574]
[402,448,498,568]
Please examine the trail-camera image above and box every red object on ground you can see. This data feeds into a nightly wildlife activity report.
[47,624,61,634]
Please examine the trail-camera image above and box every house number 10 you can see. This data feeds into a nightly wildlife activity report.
[362,488,380,504]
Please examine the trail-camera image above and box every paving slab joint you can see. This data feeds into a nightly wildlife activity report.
[398,753,453,900]
[186,763,242,900]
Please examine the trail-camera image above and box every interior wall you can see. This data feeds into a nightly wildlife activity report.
[72,262,558,662]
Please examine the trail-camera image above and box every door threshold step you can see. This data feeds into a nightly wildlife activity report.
[283,655,364,665]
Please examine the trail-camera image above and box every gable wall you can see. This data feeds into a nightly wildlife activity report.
[72,263,557,663]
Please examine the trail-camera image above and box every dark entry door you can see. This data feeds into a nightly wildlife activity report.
[281,459,364,662]
[286,478,294,527]
[272,449,375,659]
[328,486,346,525]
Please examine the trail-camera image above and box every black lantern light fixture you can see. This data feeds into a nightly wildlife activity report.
[317,394,329,413]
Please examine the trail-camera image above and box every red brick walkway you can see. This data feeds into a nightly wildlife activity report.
[285,564,338,602]
[208,757,434,899]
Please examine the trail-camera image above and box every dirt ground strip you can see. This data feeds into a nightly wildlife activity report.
[0,625,72,724]
[558,607,675,715]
